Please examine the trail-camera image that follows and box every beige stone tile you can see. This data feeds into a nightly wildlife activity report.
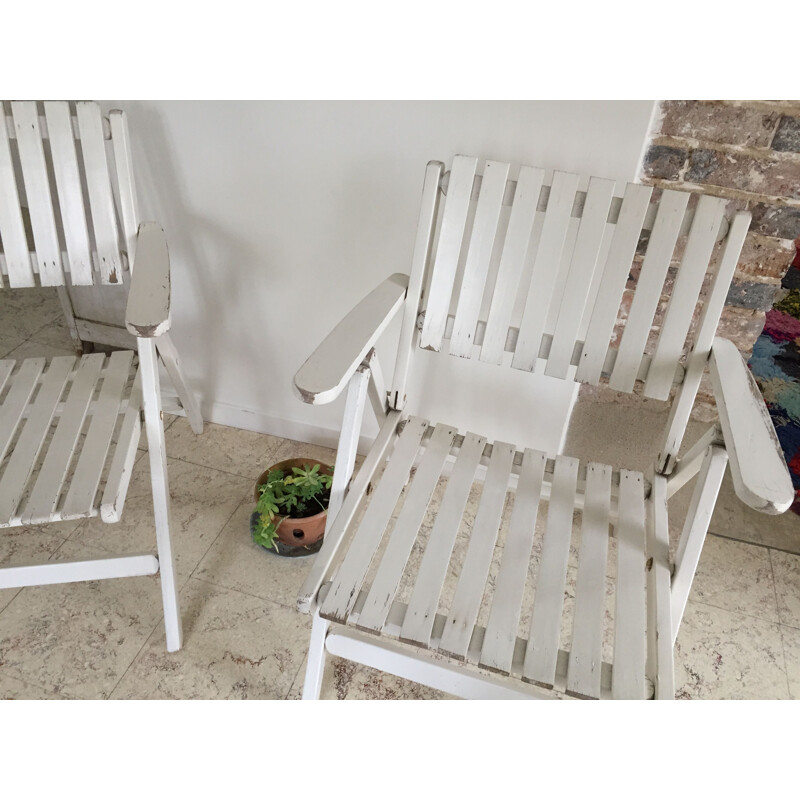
[769,549,800,628]
[0,540,166,699]
[165,416,284,480]
[2,340,79,361]
[334,662,451,700]
[110,578,312,699]
[0,519,83,613]
[70,457,251,585]
[28,317,79,351]
[707,472,800,554]
[135,412,178,454]
[286,653,451,700]
[674,602,789,699]
[687,536,779,622]
[779,625,800,699]
[0,672,73,699]
[268,438,338,472]
[0,288,64,356]
[0,338,24,360]
[194,498,316,609]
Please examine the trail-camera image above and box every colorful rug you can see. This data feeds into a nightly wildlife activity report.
[748,245,800,514]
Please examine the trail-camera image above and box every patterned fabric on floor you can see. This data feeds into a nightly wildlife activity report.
[749,243,800,514]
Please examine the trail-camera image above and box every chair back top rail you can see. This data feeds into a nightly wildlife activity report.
[440,168,731,241]
[419,156,749,403]
[0,100,137,289]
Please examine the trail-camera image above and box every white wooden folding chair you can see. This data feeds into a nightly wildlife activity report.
[0,100,203,652]
[294,156,793,700]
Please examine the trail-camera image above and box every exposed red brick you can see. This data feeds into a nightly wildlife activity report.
[658,101,780,148]
[772,116,800,153]
[732,233,794,282]
[750,203,800,240]
[715,306,766,358]
[685,148,800,200]
[642,144,687,181]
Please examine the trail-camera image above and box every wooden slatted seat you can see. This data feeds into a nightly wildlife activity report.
[317,417,650,699]
[293,156,793,700]
[0,354,142,528]
[0,100,203,655]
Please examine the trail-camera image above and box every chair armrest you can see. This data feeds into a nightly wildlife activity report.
[125,222,171,338]
[708,336,794,514]
[293,273,409,405]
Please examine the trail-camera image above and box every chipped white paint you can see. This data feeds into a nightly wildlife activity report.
[294,273,408,405]
[125,223,171,338]
[0,102,202,657]
[709,337,794,514]
[294,155,784,702]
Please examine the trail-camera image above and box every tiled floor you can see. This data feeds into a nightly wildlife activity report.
[1,289,800,700]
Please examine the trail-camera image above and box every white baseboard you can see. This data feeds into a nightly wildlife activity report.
[200,399,377,455]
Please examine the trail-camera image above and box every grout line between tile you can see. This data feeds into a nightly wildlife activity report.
[161,453,266,483]
[107,483,254,699]
[107,614,164,700]
[685,596,783,627]
[182,485,254,588]
[189,573,302,612]
[769,548,796,699]
[0,663,77,699]
[707,530,800,558]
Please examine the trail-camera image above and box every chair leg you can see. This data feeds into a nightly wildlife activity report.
[302,611,330,700]
[156,332,204,434]
[139,337,183,652]
[670,444,728,645]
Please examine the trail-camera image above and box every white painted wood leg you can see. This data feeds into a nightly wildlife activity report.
[296,366,371,616]
[139,337,183,652]
[302,611,330,700]
[326,363,370,529]
[366,350,388,422]
[670,444,728,645]
[156,332,204,434]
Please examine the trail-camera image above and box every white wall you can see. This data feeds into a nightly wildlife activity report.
[102,101,656,451]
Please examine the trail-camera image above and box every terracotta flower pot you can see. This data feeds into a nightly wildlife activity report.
[253,458,333,551]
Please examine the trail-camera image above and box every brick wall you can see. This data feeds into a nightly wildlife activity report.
[639,100,800,419]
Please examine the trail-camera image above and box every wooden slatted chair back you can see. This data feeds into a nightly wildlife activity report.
[415,156,751,403]
[0,100,139,290]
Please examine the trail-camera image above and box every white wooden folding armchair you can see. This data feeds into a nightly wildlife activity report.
[294,156,793,700]
[0,100,203,652]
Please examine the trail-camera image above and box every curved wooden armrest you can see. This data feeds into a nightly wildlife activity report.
[293,273,409,405]
[709,336,794,514]
[125,222,171,338]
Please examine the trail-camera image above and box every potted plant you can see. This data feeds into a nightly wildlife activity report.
[250,458,334,557]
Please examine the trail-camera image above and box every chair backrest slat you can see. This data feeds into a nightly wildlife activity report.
[608,189,690,393]
[642,194,726,400]
[109,110,140,265]
[413,157,742,406]
[0,101,137,290]
[0,114,33,287]
[479,165,544,365]
[545,176,617,379]
[512,170,581,372]
[43,101,94,285]
[11,101,65,286]
[449,160,509,357]
[574,182,653,384]
[419,155,478,351]
[75,101,123,284]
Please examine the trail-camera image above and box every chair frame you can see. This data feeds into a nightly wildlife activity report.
[293,158,793,699]
[0,101,203,653]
